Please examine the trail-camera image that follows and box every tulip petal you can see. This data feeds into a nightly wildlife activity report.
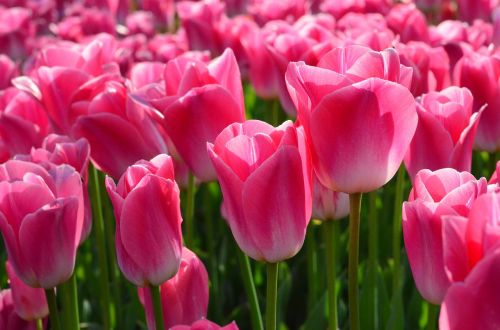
[120,175,182,285]
[442,215,469,282]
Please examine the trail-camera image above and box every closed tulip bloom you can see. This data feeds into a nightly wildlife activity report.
[404,87,481,180]
[156,49,245,182]
[440,248,500,330]
[286,60,417,193]
[208,120,312,262]
[6,261,48,321]
[138,247,209,329]
[0,289,42,330]
[312,173,349,221]
[170,319,239,330]
[402,168,487,304]
[0,160,84,288]
[105,154,183,286]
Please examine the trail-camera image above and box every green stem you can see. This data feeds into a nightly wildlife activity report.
[90,165,112,330]
[272,100,280,126]
[57,273,79,329]
[392,167,406,297]
[348,193,362,330]
[45,288,61,330]
[426,303,439,330]
[237,249,264,330]
[266,262,279,330]
[185,172,196,248]
[325,220,338,330]
[36,318,43,330]
[368,191,378,328]
[149,284,165,330]
[306,225,318,311]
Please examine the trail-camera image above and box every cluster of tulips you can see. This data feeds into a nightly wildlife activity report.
[0,0,499,329]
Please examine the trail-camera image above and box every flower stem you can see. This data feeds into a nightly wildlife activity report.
[45,288,61,330]
[58,273,79,329]
[185,172,196,248]
[89,165,112,330]
[237,248,264,330]
[367,191,379,328]
[426,303,439,330]
[392,167,405,298]
[149,284,165,330]
[266,262,279,330]
[36,318,43,330]
[325,220,338,330]
[348,193,362,330]
[306,225,318,311]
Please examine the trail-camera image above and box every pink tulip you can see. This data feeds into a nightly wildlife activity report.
[6,261,48,321]
[105,154,183,286]
[312,173,349,221]
[453,51,500,152]
[139,0,175,30]
[248,0,307,26]
[386,3,429,43]
[404,87,481,180]
[286,59,417,193]
[402,168,487,304]
[176,0,225,55]
[170,319,239,330]
[208,120,312,262]
[320,0,391,19]
[0,160,84,288]
[153,48,245,182]
[0,7,34,59]
[128,62,165,89]
[14,135,92,242]
[0,88,50,163]
[0,289,42,330]
[440,247,500,330]
[138,247,208,329]
[457,0,498,23]
[125,11,156,37]
[0,55,18,90]
[54,6,115,41]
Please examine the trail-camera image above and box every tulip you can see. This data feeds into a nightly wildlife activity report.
[386,3,429,43]
[312,174,349,221]
[54,7,115,41]
[170,319,239,330]
[208,119,311,330]
[402,168,488,304]
[457,0,496,23]
[453,51,500,152]
[440,248,500,330]
[139,0,175,30]
[0,55,17,90]
[138,247,209,330]
[248,0,307,25]
[6,261,48,321]
[105,154,183,286]
[0,160,84,289]
[154,48,245,182]
[404,87,481,180]
[0,7,34,59]
[0,289,43,330]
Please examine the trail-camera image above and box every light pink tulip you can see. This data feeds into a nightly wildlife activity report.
[128,62,165,89]
[312,173,349,221]
[138,247,208,329]
[208,120,312,262]
[170,319,239,330]
[0,160,84,288]
[286,59,417,193]
[14,135,92,242]
[402,168,487,304]
[6,261,48,321]
[105,154,183,286]
[440,247,500,330]
[0,289,42,330]
[125,11,156,37]
[404,87,481,180]
[453,51,500,152]
[152,48,245,182]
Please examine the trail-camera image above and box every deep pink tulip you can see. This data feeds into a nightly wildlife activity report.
[440,247,500,330]
[0,88,50,163]
[0,55,17,90]
[312,173,349,221]
[170,319,239,330]
[0,7,34,59]
[153,48,245,182]
[138,247,209,329]
[176,0,225,55]
[457,0,498,23]
[402,168,487,304]
[0,289,42,330]
[286,59,417,193]
[105,154,183,286]
[320,0,391,19]
[0,160,84,288]
[248,0,307,25]
[6,261,48,321]
[208,120,312,262]
[386,3,429,43]
[55,6,115,41]
[14,135,92,242]
[453,51,500,152]
[404,87,481,180]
